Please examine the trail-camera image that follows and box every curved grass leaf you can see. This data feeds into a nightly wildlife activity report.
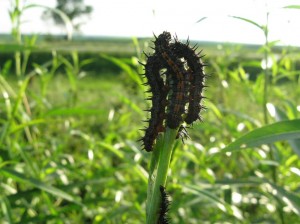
[196,17,208,23]
[183,184,243,220]
[267,103,300,157]
[100,54,142,86]
[230,16,263,31]
[0,168,82,206]
[267,182,300,215]
[25,4,73,40]
[118,95,144,115]
[221,119,300,153]
[206,178,300,216]
[9,119,45,134]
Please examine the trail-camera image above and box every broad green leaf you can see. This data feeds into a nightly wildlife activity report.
[221,119,300,153]
[0,168,82,206]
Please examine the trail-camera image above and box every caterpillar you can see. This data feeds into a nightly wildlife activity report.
[171,39,206,124]
[158,185,170,224]
[139,55,169,152]
[139,31,206,151]
[154,32,190,129]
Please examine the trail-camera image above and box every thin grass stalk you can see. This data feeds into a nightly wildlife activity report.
[262,13,285,224]
[11,0,22,77]
[263,13,270,126]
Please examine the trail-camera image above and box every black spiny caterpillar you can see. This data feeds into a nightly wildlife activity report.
[140,31,207,151]
[158,185,170,224]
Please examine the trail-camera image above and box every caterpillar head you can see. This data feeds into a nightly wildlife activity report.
[154,31,171,51]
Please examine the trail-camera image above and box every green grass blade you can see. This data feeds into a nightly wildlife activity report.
[214,178,300,215]
[97,142,147,183]
[267,103,300,157]
[118,95,144,115]
[284,5,300,9]
[0,75,32,144]
[231,16,263,31]
[66,69,77,92]
[45,108,105,116]
[9,119,45,134]
[221,119,300,153]
[0,168,82,206]
[183,184,243,220]
[0,196,13,224]
[100,54,142,86]
[11,76,31,117]
[268,182,300,215]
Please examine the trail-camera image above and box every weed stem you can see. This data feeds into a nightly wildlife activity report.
[146,128,178,224]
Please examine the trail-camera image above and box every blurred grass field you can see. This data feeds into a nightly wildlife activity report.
[1,33,300,223]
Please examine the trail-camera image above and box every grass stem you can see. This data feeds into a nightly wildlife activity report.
[146,127,178,224]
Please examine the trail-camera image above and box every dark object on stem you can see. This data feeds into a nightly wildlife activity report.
[158,185,170,224]
[139,56,169,152]
[140,31,206,151]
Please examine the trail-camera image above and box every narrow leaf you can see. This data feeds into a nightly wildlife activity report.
[221,120,300,153]
[0,168,82,206]
[268,182,300,215]
[284,5,300,9]
[100,54,142,86]
[196,17,207,23]
[45,108,105,116]
[0,196,13,224]
[10,119,45,133]
[267,103,300,157]
[183,184,243,220]
[230,16,263,31]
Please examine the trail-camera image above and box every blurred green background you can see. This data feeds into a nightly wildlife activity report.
[1,1,300,223]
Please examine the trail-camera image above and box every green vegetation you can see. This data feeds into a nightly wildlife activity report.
[1,2,300,223]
